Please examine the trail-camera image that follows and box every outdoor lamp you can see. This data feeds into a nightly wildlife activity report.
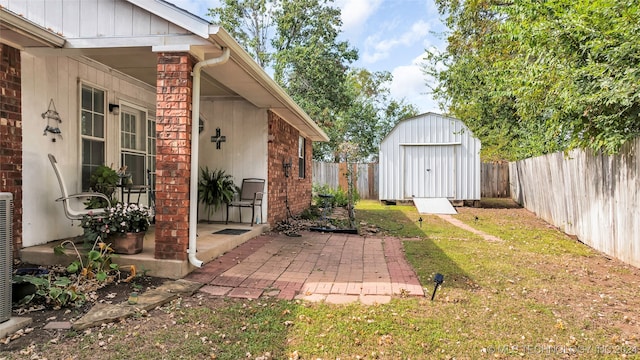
[431,273,444,301]
[109,103,120,115]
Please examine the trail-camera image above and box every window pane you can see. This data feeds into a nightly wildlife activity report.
[94,114,104,137]
[93,89,104,113]
[82,139,104,191]
[82,87,92,110]
[122,153,145,185]
[81,111,92,136]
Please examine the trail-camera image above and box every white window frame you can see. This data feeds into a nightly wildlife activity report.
[119,102,149,187]
[298,135,306,179]
[79,82,107,191]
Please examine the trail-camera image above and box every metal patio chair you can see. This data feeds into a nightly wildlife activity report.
[226,178,265,226]
[48,153,111,222]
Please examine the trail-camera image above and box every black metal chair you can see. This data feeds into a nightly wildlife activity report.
[226,178,265,226]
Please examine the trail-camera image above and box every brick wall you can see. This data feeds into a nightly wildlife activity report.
[154,52,195,260]
[267,111,313,224]
[0,44,22,258]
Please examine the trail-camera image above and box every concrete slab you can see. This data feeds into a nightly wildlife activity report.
[325,294,359,304]
[0,317,32,339]
[413,197,457,214]
[19,223,269,279]
[73,279,203,330]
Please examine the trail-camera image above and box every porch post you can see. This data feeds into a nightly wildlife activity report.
[154,52,196,260]
[0,44,22,259]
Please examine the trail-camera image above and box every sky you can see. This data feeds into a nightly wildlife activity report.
[167,0,448,114]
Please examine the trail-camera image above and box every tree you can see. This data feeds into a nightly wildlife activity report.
[272,0,359,123]
[208,0,417,161]
[208,0,273,67]
[426,0,640,160]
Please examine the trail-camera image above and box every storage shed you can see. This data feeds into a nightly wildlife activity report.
[379,112,481,202]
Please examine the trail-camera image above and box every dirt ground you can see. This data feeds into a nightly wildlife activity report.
[1,268,169,353]
[2,200,640,358]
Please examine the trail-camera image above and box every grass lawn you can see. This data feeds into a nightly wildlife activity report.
[4,199,639,359]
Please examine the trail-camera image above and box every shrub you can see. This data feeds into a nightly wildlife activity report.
[312,184,359,208]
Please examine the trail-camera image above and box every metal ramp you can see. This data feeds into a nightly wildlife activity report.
[413,197,457,215]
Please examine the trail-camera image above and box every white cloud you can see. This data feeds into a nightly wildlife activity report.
[389,52,441,113]
[337,0,383,32]
[363,20,430,64]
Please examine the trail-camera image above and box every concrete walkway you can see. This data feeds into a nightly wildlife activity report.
[185,232,425,304]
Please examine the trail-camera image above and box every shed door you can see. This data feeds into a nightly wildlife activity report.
[404,145,456,198]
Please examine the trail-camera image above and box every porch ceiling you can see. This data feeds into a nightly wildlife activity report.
[86,47,239,98]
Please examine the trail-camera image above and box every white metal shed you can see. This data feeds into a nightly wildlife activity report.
[379,112,481,202]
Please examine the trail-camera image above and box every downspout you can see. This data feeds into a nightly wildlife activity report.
[188,47,230,267]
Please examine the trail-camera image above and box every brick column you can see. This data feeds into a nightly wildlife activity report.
[0,44,22,258]
[154,52,195,260]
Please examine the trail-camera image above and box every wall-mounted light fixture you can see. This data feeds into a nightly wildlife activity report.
[109,103,120,115]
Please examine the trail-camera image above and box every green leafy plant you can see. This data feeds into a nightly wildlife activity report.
[312,184,359,208]
[12,272,85,308]
[86,164,119,208]
[198,167,238,222]
[80,203,152,243]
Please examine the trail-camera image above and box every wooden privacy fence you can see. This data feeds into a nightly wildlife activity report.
[312,162,378,199]
[510,137,640,268]
[314,161,509,200]
[481,161,510,198]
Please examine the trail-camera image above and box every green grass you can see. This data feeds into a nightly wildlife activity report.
[9,199,640,359]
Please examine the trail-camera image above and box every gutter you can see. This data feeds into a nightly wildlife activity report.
[0,7,66,48]
[188,47,230,268]
[210,27,329,142]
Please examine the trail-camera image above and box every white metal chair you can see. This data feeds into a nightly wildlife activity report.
[48,153,111,221]
[226,178,264,226]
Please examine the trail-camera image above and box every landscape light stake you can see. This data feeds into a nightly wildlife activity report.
[418,217,423,228]
[431,273,444,301]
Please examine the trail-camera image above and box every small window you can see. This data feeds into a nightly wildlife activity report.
[80,85,105,191]
[298,136,305,179]
[120,106,147,185]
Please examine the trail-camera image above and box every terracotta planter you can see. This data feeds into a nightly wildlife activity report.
[110,232,145,254]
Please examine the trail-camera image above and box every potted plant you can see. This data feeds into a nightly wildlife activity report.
[80,203,152,254]
[86,164,119,208]
[198,167,238,223]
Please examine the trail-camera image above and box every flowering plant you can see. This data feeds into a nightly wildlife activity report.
[81,203,152,240]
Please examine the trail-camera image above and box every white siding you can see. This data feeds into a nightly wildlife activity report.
[21,53,155,247]
[197,100,269,223]
[379,113,481,201]
[2,0,188,38]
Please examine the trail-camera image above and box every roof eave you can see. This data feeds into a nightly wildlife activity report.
[0,7,66,48]
[209,27,329,142]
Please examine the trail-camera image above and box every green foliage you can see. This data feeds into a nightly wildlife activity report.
[208,0,272,67]
[208,1,416,161]
[80,203,152,243]
[312,184,359,208]
[426,0,640,160]
[86,165,119,208]
[198,167,238,222]
[17,239,135,308]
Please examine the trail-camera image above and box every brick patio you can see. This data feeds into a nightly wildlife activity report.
[185,232,424,304]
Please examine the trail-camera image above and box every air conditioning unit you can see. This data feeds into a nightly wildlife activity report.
[0,192,13,323]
